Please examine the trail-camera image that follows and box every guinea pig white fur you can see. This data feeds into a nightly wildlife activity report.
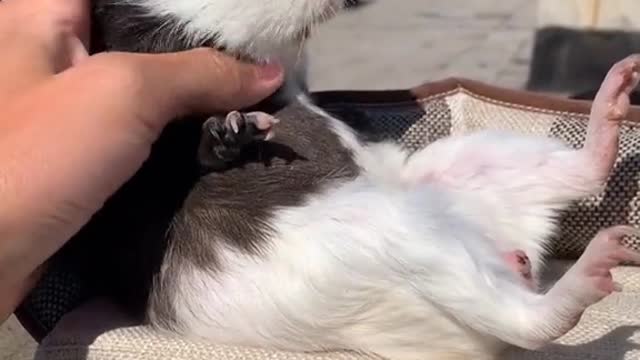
[129,0,340,59]
[93,0,347,97]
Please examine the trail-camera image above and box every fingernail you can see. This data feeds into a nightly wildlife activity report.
[258,62,284,80]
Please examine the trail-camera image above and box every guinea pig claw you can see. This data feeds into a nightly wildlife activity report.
[265,130,275,141]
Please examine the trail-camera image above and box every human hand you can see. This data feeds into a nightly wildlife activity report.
[0,0,284,321]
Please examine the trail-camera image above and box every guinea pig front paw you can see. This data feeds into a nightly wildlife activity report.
[221,110,279,143]
[198,111,280,171]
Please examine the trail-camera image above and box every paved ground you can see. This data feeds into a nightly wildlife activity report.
[0,0,539,359]
[307,0,536,91]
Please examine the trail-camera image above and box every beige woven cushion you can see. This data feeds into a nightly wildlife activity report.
[33,260,640,360]
[24,78,640,359]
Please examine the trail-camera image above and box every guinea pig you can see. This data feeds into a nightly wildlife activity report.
[53,1,640,359]
[137,55,640,359]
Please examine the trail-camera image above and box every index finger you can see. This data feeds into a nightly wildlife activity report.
[0,0,90,99]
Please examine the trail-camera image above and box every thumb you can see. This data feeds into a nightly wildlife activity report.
[126,48,286,121]
[152,49,284,115]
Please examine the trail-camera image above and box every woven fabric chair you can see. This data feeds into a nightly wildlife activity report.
[16,78,640,360]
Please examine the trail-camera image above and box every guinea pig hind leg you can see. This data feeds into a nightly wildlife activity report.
[584,54,640,179]
[426,226,640,351]
[527,225,640,342]
[198,111,279,171]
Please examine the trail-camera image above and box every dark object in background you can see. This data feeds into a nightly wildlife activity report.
[526,26,640,97]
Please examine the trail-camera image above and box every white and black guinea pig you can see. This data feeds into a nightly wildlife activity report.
[54,1,640,360]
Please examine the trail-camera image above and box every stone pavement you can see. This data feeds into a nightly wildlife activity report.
[307,0,537,91]
[0,0,539,359]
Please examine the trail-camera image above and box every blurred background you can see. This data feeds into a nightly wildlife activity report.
[308,0,535,91]
[307,0,640,100]
[2,0,640,359]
